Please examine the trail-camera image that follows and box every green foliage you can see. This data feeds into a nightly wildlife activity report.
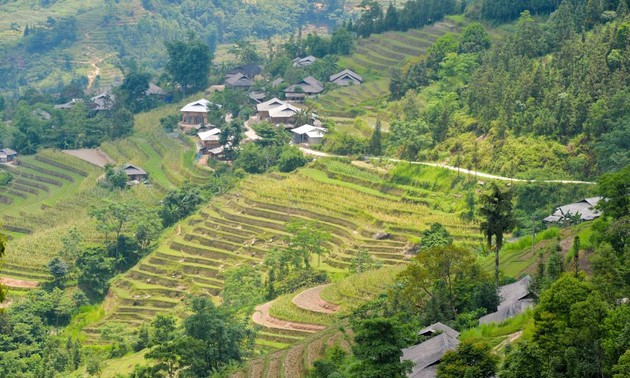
[597,164,630,220]
[479,182,516,283]
[351,317,414,378]
[459,23,491,54]
[437,341,498,378]
[351,0,456,37]
[76,246,115,297]
[277,145,309,173]
[165,38,212,95]
[159,184,204,227]
[47,256,69,288]
[349,250,383,274]
[22,16,78,53]
[419,222,454,251]
[368,119,383,156]
[220,265,265,312]
[102,164,129,190]
[145,296,253,377]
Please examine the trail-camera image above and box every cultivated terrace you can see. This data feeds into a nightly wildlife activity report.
[0,0,629,377]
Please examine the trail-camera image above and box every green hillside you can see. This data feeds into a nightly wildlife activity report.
[312,18,466,118]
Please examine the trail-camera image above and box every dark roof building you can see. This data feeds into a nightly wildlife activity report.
[285,76,324,102]
[122,164,148,182]
[543,197,602,223]
[145,83,167,96]
[225,73,253,89]
[248,91,266,104]
[402,323,461,378]
[330,69,363,86]
[479,275,533,325]
[91,92,115,111]
[227,63,262,78]
[0,148,17,163]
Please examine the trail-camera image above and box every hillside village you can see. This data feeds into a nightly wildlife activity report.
[0,0,629,377]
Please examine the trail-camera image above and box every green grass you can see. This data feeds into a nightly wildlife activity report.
[459,309,535,349]
[320,265,404,308]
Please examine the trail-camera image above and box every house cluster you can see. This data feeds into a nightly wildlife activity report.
[54,83,168,111]
[223,56,363,105]
[0,148,17,164]
[179,94,326,160]
[401,276,532,378]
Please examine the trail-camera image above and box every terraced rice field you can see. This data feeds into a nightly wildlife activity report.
[315,19,464,117]
[0,150,103,281]
[84,159,481,351]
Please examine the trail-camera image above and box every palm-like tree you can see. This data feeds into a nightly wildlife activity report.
[479,182,516,285]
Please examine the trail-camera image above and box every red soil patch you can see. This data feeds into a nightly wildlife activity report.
[292,284,340,314]
[252,301,326,333]
[0,277,38,289]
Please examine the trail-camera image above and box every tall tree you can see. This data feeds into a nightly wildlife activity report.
[438,341,498,378]
[351,317,413,378]
[479,182,516,285]
[165,38,212,96]
[368,119,383,156]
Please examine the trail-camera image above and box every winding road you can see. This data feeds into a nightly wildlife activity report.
[298,147,595,185]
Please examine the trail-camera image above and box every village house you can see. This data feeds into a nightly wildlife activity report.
[122,164,148,182]
[225,73,253,89]
[179,99,216,131]
[145,83,168,100]
[479,275,533,325]
[292,56,317,68]
[267,103,301,125]
[401,322,461,378]
[290,124,326,145]
[90,91,115,111]
[227,63,262,78]
[543,197,602,223]
[284,76,324,102]
[248,91,266,104]
[0,148,17,163]
[330,69,363,86]
[197,128,222,152]
[256,98,291,119]
[271,77,284,88]
[54,98,82,110]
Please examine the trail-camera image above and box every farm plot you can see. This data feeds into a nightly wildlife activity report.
[86,159,481,349]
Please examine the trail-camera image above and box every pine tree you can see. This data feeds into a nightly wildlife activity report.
[369,119,383,156]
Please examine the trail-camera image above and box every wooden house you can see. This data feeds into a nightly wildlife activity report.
[479,275,533,325]
[292,56,317,68]
[284,76,324,102]
[145,83,168,100]
[401,322,460,378]
[198,128,222,152]
[256,98,289,119]
[330,69,363,86]
[225,73,253,89]
[0,148,17,163]
[180,99,213,130]
[122,164,148,182]
[268,103,301,125]
[290,125,326,145]
[90,92,115,111]
[543,197,602,223]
